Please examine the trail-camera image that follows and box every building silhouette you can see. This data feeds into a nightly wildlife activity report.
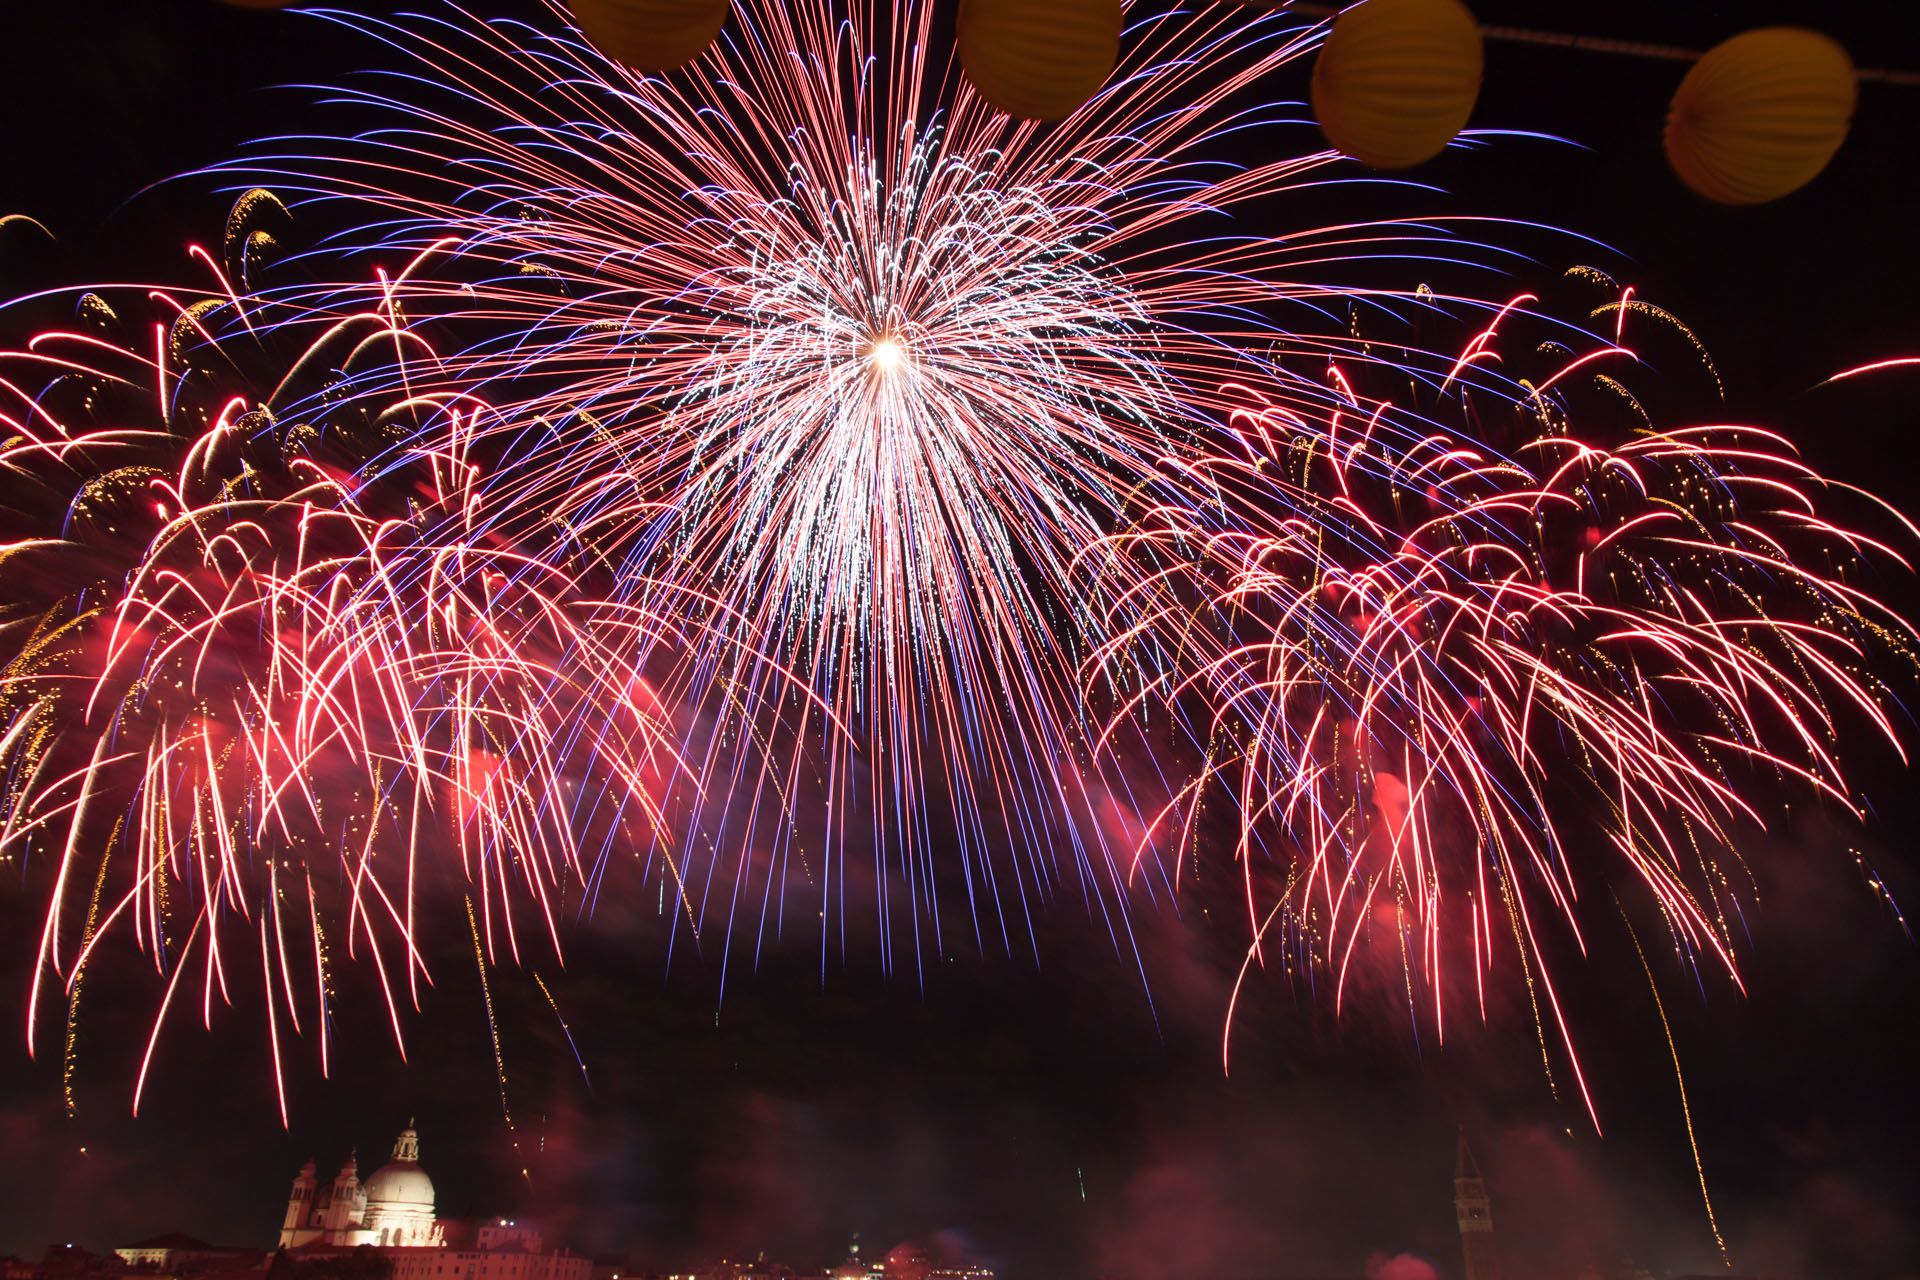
[275,1122,588,1280]
[1453,1130,1498,1280]
[281,1124,443,1251]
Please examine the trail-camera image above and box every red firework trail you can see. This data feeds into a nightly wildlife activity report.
[1081,276,1918,1113]
[1,206,761,1115]
[0,1,1912,1121]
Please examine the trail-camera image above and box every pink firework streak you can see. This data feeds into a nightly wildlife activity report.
[222,0,1557,984]
[1083,275,1919,1114]
[0,199,751,1118]
[0,0,1910,1121]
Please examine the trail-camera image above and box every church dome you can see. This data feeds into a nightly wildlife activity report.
[363,1161,434,1208]
[362,1126,435,1209]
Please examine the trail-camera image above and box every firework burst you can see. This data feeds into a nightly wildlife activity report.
[1081,277,1919,1107]
[223,0,1547,979]
[0,0,1911,1122]
[0,205,736,1112]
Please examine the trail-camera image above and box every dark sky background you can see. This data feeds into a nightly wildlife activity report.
[2,3,1918,1279]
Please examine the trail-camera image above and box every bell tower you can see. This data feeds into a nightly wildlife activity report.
[280,1160,318,1247]
[1454,1129,1498,1280]
[323,1152,365,1236]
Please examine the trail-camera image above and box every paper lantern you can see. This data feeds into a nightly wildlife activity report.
[958,0,1123,122]
[1311,0,1483,170]
[567,0,729,74]
[1665,27,1856,205]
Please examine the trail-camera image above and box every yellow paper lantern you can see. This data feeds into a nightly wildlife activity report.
[958,0,1123,123]
[1665,27,1856,206]
[566,0,729,74]
[1310,0,1483,170]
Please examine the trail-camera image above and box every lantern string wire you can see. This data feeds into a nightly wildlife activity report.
[1238,1,1920,86]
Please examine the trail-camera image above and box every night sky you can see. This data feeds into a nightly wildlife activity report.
[2,3,1918,1278]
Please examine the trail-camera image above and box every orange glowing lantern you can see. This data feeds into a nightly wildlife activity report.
[566,0,730,74]
[1665,27,1856,205]
[1310,0,1483,170]
[957,0,1123,122]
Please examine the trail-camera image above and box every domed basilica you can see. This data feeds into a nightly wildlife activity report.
[279,1124,447,1249]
